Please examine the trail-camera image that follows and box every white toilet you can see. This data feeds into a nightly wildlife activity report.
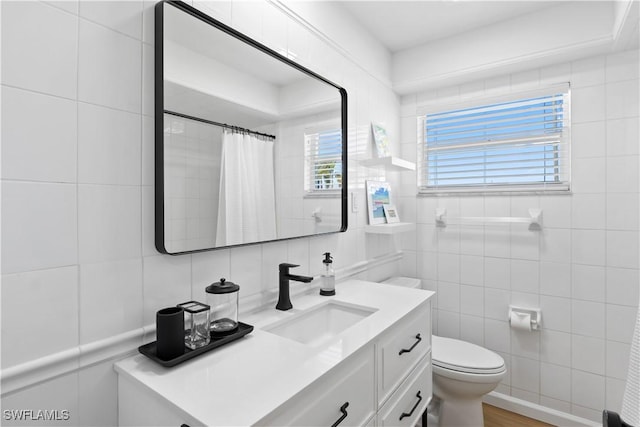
[432,335,506,427]
[380,277,507,427]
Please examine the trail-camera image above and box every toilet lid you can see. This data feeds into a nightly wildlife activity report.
[432,336,505,374]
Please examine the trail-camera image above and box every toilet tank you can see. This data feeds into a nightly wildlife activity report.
[380,276,422,289]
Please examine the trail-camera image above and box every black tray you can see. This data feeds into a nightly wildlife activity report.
[139,322,254,367]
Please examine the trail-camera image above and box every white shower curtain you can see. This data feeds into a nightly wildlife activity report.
[622,298,640,425]
[216,130,277,246]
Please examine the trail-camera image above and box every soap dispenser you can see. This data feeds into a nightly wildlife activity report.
[320,252,335,296]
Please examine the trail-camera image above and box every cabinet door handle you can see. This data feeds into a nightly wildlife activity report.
[399,334,422,355]
[399,391,422,421]
[331,402,349,427]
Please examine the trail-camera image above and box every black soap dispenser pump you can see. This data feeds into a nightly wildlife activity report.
[320,252,335,296]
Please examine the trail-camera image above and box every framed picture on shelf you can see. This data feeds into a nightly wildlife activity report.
[366,180,392,225]
[383,204,400,223]
[371,123,391,158]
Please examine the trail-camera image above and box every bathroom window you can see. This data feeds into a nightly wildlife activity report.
[419,85,571,194]
[304,128,343,195]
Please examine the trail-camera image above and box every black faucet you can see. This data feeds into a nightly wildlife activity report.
[276,263,314,311]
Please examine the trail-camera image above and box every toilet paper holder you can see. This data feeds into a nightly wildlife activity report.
[508,306,542,330]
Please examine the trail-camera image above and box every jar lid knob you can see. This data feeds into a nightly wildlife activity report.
[205,277,239,294]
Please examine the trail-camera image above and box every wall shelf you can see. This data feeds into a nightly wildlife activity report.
[361,156,416,172]
[364,222,416,234]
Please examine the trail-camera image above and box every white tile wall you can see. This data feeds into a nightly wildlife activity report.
[2,87,77,183]
[78,19,142,113]
[78,185,141,263]
[484,257,510,289]
[460,314,484,346]
[572,264,605,302]
[572,121,607,159]
[2,1,78,99]
[78,1,143,40]
[1,266,79,369]
[142,254,192,326]
[1,1,400,423]
[79,259,143,344]
[607,267,640,306]
[540,330,571,367]
[606,377,627,413]
[572,335,605,375]
[607,117,640,157]
[2,182,78,274]
[1,373,80,427]
[78,103,142,186]
[400,50,640,422]
[572,370,605,411]
[541,362,571,401]
[460,255,484,286]
[540,262,571,297]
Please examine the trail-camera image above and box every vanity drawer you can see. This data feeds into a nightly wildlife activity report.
[378,354,432,427]
[377,302,431,405]
[257,345,376,427]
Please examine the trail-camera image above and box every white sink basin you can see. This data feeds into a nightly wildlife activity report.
[264,301,377,346]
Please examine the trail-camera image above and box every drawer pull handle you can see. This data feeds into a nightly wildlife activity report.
[399,333,422,355]
[399,391,422,421]
[331,402,349,427]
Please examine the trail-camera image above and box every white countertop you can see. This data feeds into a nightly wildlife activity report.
[114,279,433,426]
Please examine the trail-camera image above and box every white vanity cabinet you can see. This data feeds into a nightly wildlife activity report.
[378,355,432,427]
[115,280,433,427]
[378,305,432,406]
[256,345,376,426]
[119,378,201,427]
[257,302,432,427]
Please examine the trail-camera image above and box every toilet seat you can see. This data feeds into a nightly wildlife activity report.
[432,336,506,375]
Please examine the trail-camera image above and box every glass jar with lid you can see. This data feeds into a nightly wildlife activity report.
[205,278,239,334]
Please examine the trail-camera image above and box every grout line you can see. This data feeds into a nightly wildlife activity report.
[77,7,145,45]
[1,179,146,189]
[74,2,82,410]
[0,83,77,103]
[1,84,150,119]
[602,53,610,409]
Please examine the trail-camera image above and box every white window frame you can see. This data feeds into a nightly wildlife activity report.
[418,84,571,195]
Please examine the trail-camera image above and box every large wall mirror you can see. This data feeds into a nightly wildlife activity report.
[155,0,347,254]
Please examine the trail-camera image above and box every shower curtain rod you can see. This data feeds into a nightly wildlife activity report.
[164,110,276,139]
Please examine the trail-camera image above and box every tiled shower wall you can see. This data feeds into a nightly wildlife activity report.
[0,1,400,425]
[397,50,640,423]
[163,114,222,253]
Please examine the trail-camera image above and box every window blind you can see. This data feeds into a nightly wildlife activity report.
[305,128,343,193]
[419,88,570,193]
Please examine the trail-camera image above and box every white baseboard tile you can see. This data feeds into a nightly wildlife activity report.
[484,391,600,427]
[1,328,145,396]
[1,347,80,397]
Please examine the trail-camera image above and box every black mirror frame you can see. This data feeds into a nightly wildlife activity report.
[154,0,348,255]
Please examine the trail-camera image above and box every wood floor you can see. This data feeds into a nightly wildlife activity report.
[483,404,555,427]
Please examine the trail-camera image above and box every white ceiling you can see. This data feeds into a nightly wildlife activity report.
[337,1,572,52]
